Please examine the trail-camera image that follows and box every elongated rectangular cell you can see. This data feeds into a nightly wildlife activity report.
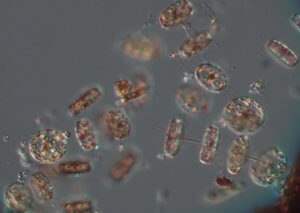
[110,151,137,181]
[62,200,93,213]
[59,160,91,175]
[199,125,220,164]
[179,31,212,59]
[69,88,102,116]
[75,119,96,151]
[163,117,184,159]
[267,40,298,67]
[227,135,249,175]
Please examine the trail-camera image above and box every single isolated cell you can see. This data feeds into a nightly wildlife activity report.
[194,63,228,93]
[159,0,194,29]
[291,14,300,32]
[222,96,265,135]
[178,31,213,59]
[75,119,97,151]
[266,40,298,67]
[248,80,265,95]
[163,117,184,159]
[250,147,287,186]
[59,160,91,175]
[227,135,250,175]
[29,129,69,164]
[176,84,208,114]
[69,87,102,116]
[215,176,232,188]
[62,200,93,213]
[199,125,220,165]
[4,182,33,212]
[28,172,54,203]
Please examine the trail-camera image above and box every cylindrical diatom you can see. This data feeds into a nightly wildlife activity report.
[59,160,91,175]
[75,119,97,151]
[199,125,220,164]
[29,172,54,203]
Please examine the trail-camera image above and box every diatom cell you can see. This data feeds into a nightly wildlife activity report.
[176,84,208,114]
[227,135,249,175]
[178,31,212,59]
[222,97,265,135]
[163,117,184,159]
[75,119,96,151]
[62,200,93,213]
[29,129,69,164]
[29,172,54,203]
[4,182,33,212]
[194,63,228,93]
[110,151,137,181]
[249,80,265,95]
[114,79,133,98]
[204,181,245,205]
[250,147,287,186]
[69,87,102,116]
[199,125,220,165]
[267,40,298,67]
[215,176,232,188]
[123,33,161,61]
[59,160,91,175]
[159,0,194,29]
[291,14,300,32]
[104,110,131,141]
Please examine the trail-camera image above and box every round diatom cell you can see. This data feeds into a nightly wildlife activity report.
[105,110,131,141]
[29,129,69,164]
[29,172,54,203]
[194,63,228,93]
[176,84,208,114]
[75,119,96,151]
[222,97,265,135]
[250,147,287,186]
[4,182,33,212]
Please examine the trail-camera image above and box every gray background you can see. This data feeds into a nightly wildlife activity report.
[0,0,300,212]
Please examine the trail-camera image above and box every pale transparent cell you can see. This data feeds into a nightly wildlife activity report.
[29,172,54,203]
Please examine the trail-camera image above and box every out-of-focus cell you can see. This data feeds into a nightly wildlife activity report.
[176,84,208,114]
[249,80,265,95]
[4,182,33,212]
[75,119,96,151]
[62,200,93,213]
[29,172,54,203]
[250,147,287,186]
[227,135,249,175]
[104,110,131,141]
[69,87,102,116]
[289,84,300,100]
[123,33,161,61]
[204,181,245,205]
[222,97,265,135]
[178,31,212,59]
[194,63,228,93]
[17,170,30,184]
[29,129,69,164]
[159,0,194,29]
[2,135,9,142]
[267,40,298,67]
[291,14,300,32]
[110,151,137,182]
[114,79,133,98]
[199,125,220,165]
[59,160,91,175]
[215,176,232,188]
[17,141,32,168]
[163,117,184,159]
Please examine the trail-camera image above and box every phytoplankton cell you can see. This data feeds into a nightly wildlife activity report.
[105,110,131,141]
[291,14,300,32]
[4,182,33,212]
[222,97,265,135]
[199,125,220,164]
[227,135,249,175]
[29,129,69,164]
[69,87,102,116]
[267,40,298,67]
[204,181,245,205]
[59,160,91,175]
[176,84,208,114]
[249,80,265,95]
[62,200,93,213]
[110,151,137,181]
[194,63,228,93]
[250,147,287,186]
[29,172,54,203]
[163,117,184,159]
[215,176,232,188]
[178,31,213,59]
[75,119,96,151]
[114,79,133,98]
[159,0,194,29]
